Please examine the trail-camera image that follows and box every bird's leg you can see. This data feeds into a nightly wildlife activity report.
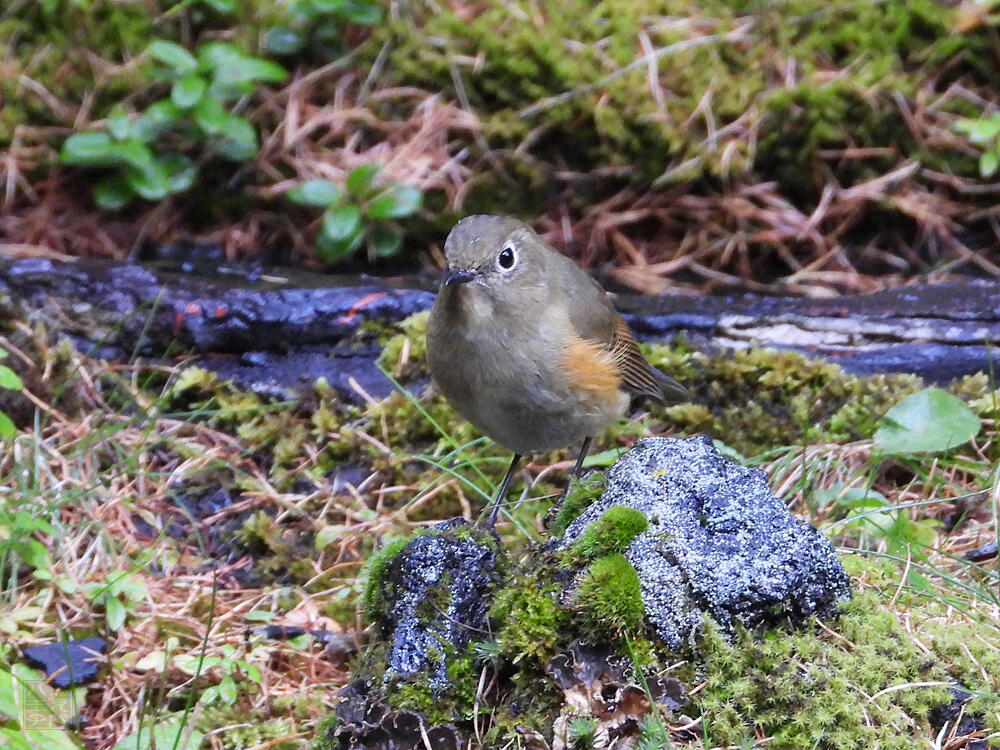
[571,436,593,479]
[486,453,522,527]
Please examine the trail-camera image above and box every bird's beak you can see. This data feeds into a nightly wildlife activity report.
[444,267,476,286]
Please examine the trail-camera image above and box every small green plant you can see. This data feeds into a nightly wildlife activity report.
[0,510,55,592]
[567,716,599,747]
[82,573,148,631]
[955,113,1000,177]
[287,164,423,263]
[265,0,384,60]
[60,40,286,209]
[0,350,24,439]
[172,643,263,707]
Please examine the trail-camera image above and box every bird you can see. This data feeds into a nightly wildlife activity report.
[426,215,688,525]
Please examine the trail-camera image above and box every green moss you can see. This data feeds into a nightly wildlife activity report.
[491,581,567,664]
[551,474,605,537]
[376,310,430,378]
[648,343,934,455]
[361,536,411,623]
[576,553,645,636]
[690,586,1000,748]
[571,506,648,560]
[371,0,993,212]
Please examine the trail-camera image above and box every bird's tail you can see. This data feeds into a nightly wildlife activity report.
[652,367,690,403]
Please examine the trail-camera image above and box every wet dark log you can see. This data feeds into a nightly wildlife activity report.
[1,256,997,402]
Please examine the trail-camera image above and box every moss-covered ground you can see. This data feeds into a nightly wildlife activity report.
[1,309,998,748]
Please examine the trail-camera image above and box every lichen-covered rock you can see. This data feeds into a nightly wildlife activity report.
[562,435,851,649]
[329,519,505,749]
[374,519,502,688]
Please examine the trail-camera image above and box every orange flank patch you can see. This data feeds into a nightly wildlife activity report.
[560,336,622,403]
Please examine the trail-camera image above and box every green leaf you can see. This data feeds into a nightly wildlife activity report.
[124,160,172,201]
[193,96,230,135]
[0,366,23,391]
[316,223,364,263]
[314,523,347,549]
[215,116,258,161]
[200,0,236,11]
[171,74,207,109]
[265,26,304,56]
[60,132,115,165]
[131,99,181,142]
[112,139,159,171]
[312,0,348,13]
[321,204,362,241]
[107,106,130,141]
[371,224,402,257]
[105,597,127,631]
[146,40,198,74]
[874,388,981,454]
[218,675,238,705]
[160,154,197,192]
[288,179,341,207]
[0,412,14,439]
[365,184,422,219]
[93,176,134,210]
[197,41,244,71]
[955,117,1000,145]
[981,149,999,178]
[346,163,380,197]
[340,0,383,24]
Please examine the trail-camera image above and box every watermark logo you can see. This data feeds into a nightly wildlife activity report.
[17,679,78,730]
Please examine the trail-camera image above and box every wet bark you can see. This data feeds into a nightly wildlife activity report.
[1,256,997,403]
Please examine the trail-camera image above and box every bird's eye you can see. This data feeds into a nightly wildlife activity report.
[498,244,516,270]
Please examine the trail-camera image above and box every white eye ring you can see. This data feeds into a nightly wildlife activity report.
[498,243,516,270]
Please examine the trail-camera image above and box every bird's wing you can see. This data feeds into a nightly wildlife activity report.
[563,268,687,404]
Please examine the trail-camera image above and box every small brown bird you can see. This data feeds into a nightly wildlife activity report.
[426,215,688,524]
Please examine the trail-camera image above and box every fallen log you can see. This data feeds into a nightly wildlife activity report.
[1,256,997,403]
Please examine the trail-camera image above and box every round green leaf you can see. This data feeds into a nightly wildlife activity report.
[201,0,236,11]
[0,365,23,391]
[316,224,364,263]
[131,99,182,142]
[0,412,15,439]
[874,388,981,454]
[197,41,243,71]
[160,154,198,192]
[215,116,258,161]
[981,150,999,179]
[321,204,362,241]
[112,139,158,170]
[193,97,229,135]
[365,184,423,219]
[60,132,115,165]
[340,0,383,25]
[107,106,130,141]
[313,0,348,13]
[371,224,403,258]
[171,75,207,109]
[146,40,198,74]
[265,26,304,56]
[105,597,127,631]
[346,163,380,197]
[93,176,135,210]
[288,179,342,207]
[124,160,172,200]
